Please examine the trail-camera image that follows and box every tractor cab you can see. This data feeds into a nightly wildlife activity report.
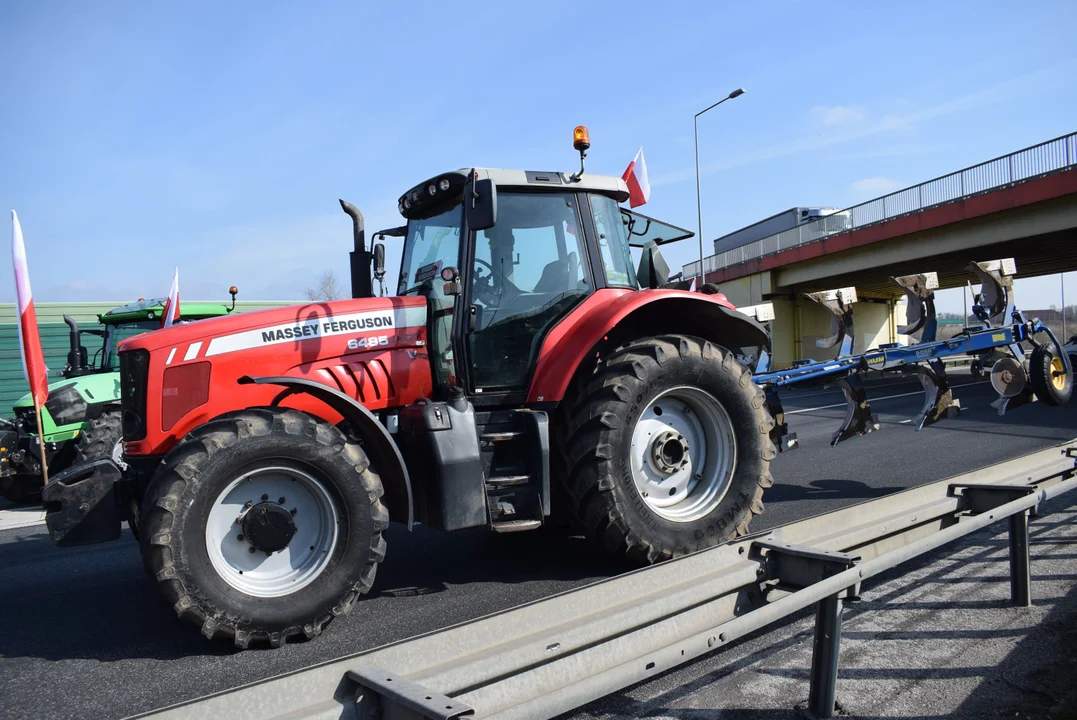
[387,153,695,403]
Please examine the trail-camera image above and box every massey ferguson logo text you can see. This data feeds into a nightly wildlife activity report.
[203,308,425,358]
[261,315,393,343]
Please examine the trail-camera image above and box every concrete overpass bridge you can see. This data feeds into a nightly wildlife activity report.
[684,132,1077,366]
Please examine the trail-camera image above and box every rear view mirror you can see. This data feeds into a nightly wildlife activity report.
[373,243,386,296]
[373,243,386,277]
[465,176,497,232]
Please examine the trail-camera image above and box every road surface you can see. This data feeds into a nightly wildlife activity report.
[1,369,1075,720]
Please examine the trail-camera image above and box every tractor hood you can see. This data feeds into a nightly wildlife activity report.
[118,296,429,356]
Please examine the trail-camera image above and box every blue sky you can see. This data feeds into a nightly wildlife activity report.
[2,0,1076,313]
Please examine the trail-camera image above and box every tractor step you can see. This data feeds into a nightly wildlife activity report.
[481,431,524,443]
[491,519,542,533]
[486,474,532,488]
[475,409,550,528]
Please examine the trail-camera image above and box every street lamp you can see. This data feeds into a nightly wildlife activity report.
[694,87,746,284]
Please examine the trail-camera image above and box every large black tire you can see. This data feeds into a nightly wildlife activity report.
[140,407,389,647]
[74,411,123,464]
[560,335,775,564]
[1029,344,1073,407]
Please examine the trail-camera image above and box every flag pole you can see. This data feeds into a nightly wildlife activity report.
[33,401,49,485]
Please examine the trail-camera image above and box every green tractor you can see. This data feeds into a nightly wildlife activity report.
[0,291,238,503]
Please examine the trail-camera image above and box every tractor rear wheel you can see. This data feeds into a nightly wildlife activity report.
[561,335,775,564]
[1029,344,1073,407]
[140,407,389,647]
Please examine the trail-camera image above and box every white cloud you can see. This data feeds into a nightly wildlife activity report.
[651,62,1072,189]
[849,177,904,195]
[812,105,866,126]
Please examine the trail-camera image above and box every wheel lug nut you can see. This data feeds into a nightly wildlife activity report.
[237,534,244,541]
[278,497,286,504]
[290,508,297,516]
[261,494,269,501]
[244,501,252,509]
[248,547,256,554]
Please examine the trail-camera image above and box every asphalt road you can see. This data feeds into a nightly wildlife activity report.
[2,368,1076,720]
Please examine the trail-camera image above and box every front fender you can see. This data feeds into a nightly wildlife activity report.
[238,375,413,529]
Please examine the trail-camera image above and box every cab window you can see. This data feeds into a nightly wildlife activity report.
[468,192,590,390]
[589,194,638,288]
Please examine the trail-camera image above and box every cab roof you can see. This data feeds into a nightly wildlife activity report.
[472,168,630,202]
[398,168,630,219]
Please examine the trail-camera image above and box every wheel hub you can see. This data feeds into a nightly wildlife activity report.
[629,386,738,523]
[241,502,297,554]
[650,431,690,475]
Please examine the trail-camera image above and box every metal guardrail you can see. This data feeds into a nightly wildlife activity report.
[140,441,1077,720]
[684,131,1077,279]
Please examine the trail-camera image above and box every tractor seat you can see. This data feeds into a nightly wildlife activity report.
[534,252,579,294]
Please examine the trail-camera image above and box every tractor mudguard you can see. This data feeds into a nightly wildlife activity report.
[42,457,124,546]
[238,375,414,529]
[527,288,770,404]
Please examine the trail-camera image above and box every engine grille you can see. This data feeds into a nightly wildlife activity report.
[119,349,150,441]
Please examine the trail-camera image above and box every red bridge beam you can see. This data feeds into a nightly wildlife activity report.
[704,167,1077,285]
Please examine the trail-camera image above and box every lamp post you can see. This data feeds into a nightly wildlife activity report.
[694,87,745,284]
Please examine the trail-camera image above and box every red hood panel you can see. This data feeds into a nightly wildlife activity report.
[120,296,429,354]
[124,295,433,456]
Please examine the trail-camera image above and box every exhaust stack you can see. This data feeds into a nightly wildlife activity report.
[340,199,372,299]
[63,315,90,378]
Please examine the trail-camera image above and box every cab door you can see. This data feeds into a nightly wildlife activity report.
[462,191,594,395]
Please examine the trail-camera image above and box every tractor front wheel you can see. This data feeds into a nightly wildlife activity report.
[140,407,388,647]
[561,335,775,564]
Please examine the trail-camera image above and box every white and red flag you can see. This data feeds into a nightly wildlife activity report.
[10,211,49,409]
[162,267,180,328]
[622,147,651,208]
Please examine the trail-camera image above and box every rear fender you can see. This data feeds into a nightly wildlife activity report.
[527,289,769,403]
[238,375,413,529]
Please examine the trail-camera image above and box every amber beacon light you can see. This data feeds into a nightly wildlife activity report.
[573,126,591,152]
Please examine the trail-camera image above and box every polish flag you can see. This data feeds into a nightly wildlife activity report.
[622,147,651,208]
[11,211,49,408]
[162,267,180,328]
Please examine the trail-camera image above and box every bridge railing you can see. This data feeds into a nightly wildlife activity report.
[684,131,1077,279]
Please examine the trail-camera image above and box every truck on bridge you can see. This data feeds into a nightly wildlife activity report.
[714,206,851,255]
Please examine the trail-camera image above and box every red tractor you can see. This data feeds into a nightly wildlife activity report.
[43,130,774,646]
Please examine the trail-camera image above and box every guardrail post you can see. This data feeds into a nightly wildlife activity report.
[1009,509,1031,607]
[809,594,843,718]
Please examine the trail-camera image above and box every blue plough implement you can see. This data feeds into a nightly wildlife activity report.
[739,258,1073,449]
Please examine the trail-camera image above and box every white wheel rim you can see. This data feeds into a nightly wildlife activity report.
[629,386,737,523]
[205,465,339,598]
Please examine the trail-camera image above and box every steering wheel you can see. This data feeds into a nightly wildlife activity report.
[473,257,517,306]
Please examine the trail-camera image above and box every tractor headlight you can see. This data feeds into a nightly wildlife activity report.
[427,184,437,196]
[438,178,451,192]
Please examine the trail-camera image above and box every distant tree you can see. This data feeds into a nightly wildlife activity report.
[305,271,341,302]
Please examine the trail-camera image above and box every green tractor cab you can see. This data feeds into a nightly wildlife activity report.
[0,290,238,503]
